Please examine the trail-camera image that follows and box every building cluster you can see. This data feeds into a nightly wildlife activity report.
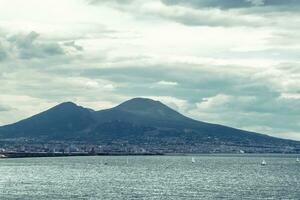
[0,139,298,154]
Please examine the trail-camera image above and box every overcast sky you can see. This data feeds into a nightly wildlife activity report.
[1,0,300,140]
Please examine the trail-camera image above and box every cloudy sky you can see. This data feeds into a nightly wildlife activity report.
[0,0,300,140]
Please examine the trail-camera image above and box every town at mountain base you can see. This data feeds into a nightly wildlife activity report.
[0,98,299,154]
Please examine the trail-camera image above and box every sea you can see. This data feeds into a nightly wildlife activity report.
[0,154,299,199]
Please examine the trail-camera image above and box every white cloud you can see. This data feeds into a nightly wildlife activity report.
[143,95,190,113]
[280,93,300,100]
[85,80,99,88]
[0,94,55,125]
[157,80,178,86]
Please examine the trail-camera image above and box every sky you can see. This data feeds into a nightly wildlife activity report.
[0,0,300,140]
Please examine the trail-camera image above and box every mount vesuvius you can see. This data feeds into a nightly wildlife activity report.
[0,98,299,153]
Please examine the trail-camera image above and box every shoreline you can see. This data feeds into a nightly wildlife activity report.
[0,152,164,159]
[1,152,299,159]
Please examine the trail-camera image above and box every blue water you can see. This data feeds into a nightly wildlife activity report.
[0,155,299,199]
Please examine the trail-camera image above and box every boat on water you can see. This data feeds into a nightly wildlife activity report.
[192,157,195,163]
[261,160,266,166]
[0,154,7,158]
[297,157,299,162]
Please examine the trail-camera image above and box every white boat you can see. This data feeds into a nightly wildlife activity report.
[261,160,266,166]
[192,157,195,163]
[296,157,299,162]
[0,154,7,158]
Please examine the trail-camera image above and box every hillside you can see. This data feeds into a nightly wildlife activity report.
[0,98,299,153]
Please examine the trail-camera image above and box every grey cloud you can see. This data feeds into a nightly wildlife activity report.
[87,0,300,28]
[2,50,300,139]
[158,0,300,27]
[0,44,7,61]
[88,0,269,27]
[162,0,300,10]
[91,0,300,10]
[0,31,85,63]
[8,31,65,59]
[246,0,265,6]
[8,31,39,48]
[154,9,262,27]
[75,61,300,139]
[162,0,259,9]
[79,64,273,101]
[63,41,83,51]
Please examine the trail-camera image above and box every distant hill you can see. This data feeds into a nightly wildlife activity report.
[0,97,299,153]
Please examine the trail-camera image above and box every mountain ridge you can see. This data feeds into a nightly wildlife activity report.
[0,97,299,153]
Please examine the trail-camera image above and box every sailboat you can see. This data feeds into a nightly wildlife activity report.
[296,157,299,163]
[126,157,129,165]
[261,159,266,166]
[192,157,195,163]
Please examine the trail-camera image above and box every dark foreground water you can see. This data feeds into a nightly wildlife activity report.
[0,155,300,199]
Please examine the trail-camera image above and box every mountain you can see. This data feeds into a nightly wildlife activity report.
[0,102,95,139]
[0,97,299,153]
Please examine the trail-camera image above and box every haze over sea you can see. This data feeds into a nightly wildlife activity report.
[1,155,299,200]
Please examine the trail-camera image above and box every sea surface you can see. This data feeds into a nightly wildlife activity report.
[0,155,299,199]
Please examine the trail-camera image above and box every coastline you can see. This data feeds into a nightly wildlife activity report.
[1,152,299,159]
[0,152,164,159]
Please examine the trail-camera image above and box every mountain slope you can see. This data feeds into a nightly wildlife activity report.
[0,98,299,152]
[91,98,290,146]
[0,102,95,139]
